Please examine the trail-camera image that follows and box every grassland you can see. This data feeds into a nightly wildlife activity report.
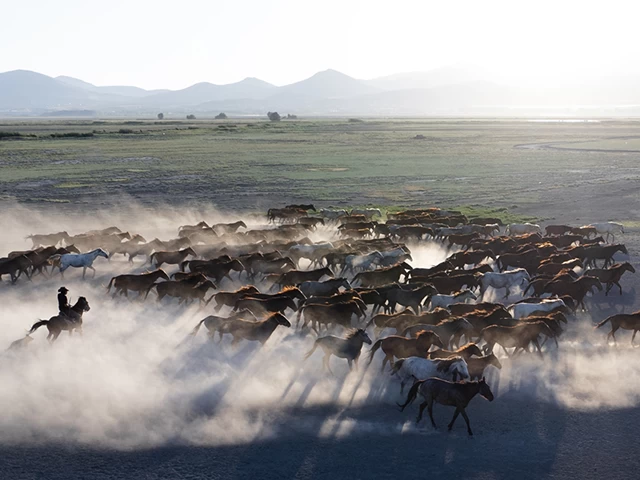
[1,118,640,221]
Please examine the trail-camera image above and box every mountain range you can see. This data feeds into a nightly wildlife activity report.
[2,67,640,116]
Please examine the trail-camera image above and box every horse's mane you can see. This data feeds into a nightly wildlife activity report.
[345,328,365,340]
[416,330,436,339]
[456,343,478,353]
[281,286,300,292]
[436,356,464,372]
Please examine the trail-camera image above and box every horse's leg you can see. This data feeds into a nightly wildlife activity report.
[90,265,97,278]
[425,399,436,428]
[324,355,335,376]
[460,408,473,436]
[381,354,391,373]
[82,267,86,279]
[353,355,359,371]
[632,330,638,347]
[347,359,353,370]
[616,282,623,295]
[448,407,461,432]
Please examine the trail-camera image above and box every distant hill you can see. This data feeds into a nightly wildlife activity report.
[2,67,640,116]
[56,76,168,98]
[143,77,277,107]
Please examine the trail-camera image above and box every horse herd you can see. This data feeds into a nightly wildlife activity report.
[3,205,637,434]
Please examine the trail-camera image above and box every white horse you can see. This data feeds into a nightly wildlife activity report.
[509,299,566,319]
[319,209,348,222]
[54,248,109,279]
[588,222,625,242]
[427,290,477,310]
[479,268,530,299]
[351,208,382,220]
[392,356,470,393]
[505,223,541,236]
[342,251,384,274]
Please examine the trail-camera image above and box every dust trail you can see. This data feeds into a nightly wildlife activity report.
[0,203,639,449]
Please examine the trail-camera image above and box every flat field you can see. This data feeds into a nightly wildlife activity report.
[2,118,640,223]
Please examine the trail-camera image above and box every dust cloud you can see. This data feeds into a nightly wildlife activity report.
[0,201,638,450]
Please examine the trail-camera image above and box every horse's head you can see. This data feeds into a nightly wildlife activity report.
[466,343,483,357]
[158,269,171,281]
[132,234,147,243]
[184,247,197,257]
[478,377,494,401]
[418,330,444,349]
[487,354,503,369]
[583,275,603,292]
[231,259,245,271]
[285,297,298,311]
[338,278,351,290]
[76,297,91,312]
[623,262,636,273]
[97,248,109,258]
[618,244,629,255]
[354,329,372,345]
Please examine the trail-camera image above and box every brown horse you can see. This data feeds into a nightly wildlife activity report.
[303,329,372,374]
[0,255,33,283]
[595,311,640,345]
[276,267,333,287]
[398,377,494,436]
[586,262,636,296]
[583,244,628,268]
[234,296,298,317]
[107,269,170,298]
[150,247,197,268]
[367,330,444,372]
[480,322,553,357]
[542,275,602,310]
[211,286,260,311]
[297,301,364,331]
[190,310,257,341]
[146,275,210,301]
[28,297,91,343]
[222,312,291,345]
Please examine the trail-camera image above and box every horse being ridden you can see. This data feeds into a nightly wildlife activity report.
[29,297,91,342]
[57,286,81,323]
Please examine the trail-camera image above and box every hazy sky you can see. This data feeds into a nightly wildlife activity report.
[3,0,639,89]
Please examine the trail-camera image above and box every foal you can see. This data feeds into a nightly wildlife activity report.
[398,377,494,436]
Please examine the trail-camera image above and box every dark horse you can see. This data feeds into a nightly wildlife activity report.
[28,297,91,343]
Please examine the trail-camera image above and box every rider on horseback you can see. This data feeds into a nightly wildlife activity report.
[58,287,80,323]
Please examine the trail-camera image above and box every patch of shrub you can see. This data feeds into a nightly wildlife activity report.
[49,132,94,138]
[118,129,135,134]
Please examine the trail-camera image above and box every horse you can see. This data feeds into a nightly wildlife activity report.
[401,318,475,348]
[276,267,333,287]
[588,222,624,242]
[366,308,451,337]
[542,276,602,310]
[0,255,33,284]
[233,296,298,316]
[303,329,372,374]
[595,311,640,345]
[391,356,470,394]
[26,231,71,248]
[352,264,409,288]
[397,377,494,436]
[190,310,257,341]
[149,247,197,268]
[367,330,444,372]
[480,321,554,357]
[544,225,573,236]
[383,284,437,314]
[210,286,261,311]
[222,312,291,345]
[212,221,248,235]
[28,297,91,343]
[479,269,530,300]
[583,244,628,268]
[54,248,109,279]
[586,262,636,295]
[465,353,503,380]
[506,223,541,236]
[341,251,384,275]
[107,269,170,298]
[350,208,382,220]
[299,278,351,297]
[509,299,566,319]
[427,290,477,310]
[297,301,364,331]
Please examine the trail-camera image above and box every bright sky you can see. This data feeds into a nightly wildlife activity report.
[2,0,639,89]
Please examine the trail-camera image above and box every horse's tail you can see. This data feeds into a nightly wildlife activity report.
[303,339,320,361]
[595,315,613,330]
[106,276,116,292]
[390,358,405,376]
[28,320,48,334]
[367,338,384,365]
[180,260,189,272]
[397,378,423,411]
[190,318,207,336]
[149,252,157,265]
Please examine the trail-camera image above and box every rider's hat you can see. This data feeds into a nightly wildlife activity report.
[58,286,69,293]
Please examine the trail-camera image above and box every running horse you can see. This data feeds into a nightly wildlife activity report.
[52,248,109,279]
[28,297,91,343]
